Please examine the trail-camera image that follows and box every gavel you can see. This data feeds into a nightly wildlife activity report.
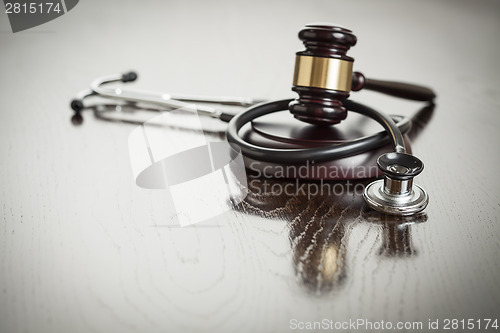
[289,24,435,126]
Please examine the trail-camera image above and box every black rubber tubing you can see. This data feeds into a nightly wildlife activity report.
[225,99,411,164]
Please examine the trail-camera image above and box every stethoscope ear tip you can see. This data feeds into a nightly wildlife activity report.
[71,99,84,112]
[121,71,138,82]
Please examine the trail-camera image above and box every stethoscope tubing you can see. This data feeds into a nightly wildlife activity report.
[225,99,410,164]
[73,74,412,165]
[71,72,430,216]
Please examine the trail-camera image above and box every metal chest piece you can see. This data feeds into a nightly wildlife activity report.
[364,152,429,216]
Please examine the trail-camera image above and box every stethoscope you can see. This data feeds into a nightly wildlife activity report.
[71,24,436,217]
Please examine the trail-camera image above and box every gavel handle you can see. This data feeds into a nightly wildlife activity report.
[352,72,436,102]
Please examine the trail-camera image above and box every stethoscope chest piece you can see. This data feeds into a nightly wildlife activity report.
[363,152,429,216]
[364,181,428,216]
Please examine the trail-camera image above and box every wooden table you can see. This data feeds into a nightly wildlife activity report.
[1,1,499,332]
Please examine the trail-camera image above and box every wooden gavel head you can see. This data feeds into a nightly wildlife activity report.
[289,24,358,126]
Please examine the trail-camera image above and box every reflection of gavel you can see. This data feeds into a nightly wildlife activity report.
[289,24,435,126]
[238,177,428,293]
[290,216,349,293]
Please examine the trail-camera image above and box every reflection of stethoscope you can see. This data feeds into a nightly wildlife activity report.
[71,24,435,216]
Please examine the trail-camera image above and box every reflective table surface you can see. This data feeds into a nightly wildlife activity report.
[1,0,499,332]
